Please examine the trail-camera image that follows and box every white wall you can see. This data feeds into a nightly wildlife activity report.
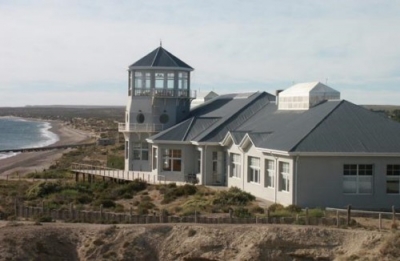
[226,140,294,206]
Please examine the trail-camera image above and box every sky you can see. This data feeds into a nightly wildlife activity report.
[1,0,400,106]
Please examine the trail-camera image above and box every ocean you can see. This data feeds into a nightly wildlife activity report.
[0,117,59,160]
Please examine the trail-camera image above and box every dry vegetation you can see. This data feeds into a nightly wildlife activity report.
[0,222,399,260]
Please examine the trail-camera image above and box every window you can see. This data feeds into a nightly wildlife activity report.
[265,159,275,188]
[248,157,260,183]
[279,162,290,192]
[178,72,188,89]
[152,147,158,170]
[196,150,201,173]
[230,153,241,178]
[144,72,151,89]
[212,152,218,172]
[162,149,182,171]
[167,73,174,89]
[125,141,129,159]
[386,165,400,194]
[155,72,165,88]
[134,72,143,89]
[132,142,148,160]
[343,164,373,194]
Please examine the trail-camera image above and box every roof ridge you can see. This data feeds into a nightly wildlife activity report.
[162,48,180,67]
[195,92,266,142]
[182,117,196,141]
[289,100,344,152]
[151,47,162,67]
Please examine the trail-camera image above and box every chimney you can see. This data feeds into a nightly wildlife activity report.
[275,89,283,105]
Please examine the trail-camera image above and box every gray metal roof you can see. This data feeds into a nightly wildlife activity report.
[149,91,400,153]
[292,101,400,153]
[129,46,193,70]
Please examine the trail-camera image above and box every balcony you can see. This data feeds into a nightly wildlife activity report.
[118,123,163,133]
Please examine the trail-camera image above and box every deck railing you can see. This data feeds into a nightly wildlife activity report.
[118,123,163,133]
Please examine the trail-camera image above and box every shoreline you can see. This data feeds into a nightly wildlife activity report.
[0,119,94,177]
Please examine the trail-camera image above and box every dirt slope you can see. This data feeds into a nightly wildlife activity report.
[0,222,397,261]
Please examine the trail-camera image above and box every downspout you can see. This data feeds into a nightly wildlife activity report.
[294,155,299,205]
[239,147,245,190]
[270,152,278,203]
[204,145,207,185]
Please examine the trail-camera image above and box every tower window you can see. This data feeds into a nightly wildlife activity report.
[136,113,145,123]
[155,72,165,88]
[134,72,143,88]
[167,73,174,89]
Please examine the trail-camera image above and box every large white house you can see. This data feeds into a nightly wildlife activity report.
[118,45,400,209]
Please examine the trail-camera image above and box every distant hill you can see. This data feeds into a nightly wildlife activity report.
[362,105,400,112]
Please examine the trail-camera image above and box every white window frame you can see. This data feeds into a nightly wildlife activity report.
[386,164,400,194]
[343,164,373,195]
[152,147,158,170]
[162,149,182,172]
[279,162,290,192]
[248,156,260,184]
[230,153,241,178]
[196,149,202,173]
[125,141,129,159]
[265,159,275,188]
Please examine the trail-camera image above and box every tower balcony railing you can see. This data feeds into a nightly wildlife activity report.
[132,88,197,99]
[118,123,164,133]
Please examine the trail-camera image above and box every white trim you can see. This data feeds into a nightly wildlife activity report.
[290,152,400,157]
[146,139,191,145]
[191,141,220,146]
[129,66,193,72]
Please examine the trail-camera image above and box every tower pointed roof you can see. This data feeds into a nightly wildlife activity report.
[129,46,193,71]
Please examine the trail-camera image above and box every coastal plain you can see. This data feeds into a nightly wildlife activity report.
[0,121,92,177]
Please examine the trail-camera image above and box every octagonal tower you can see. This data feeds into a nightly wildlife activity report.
[119,45,195,171]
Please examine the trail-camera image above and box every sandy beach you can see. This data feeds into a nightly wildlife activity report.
[0,121,93,177]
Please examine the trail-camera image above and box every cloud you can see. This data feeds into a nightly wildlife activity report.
[0,1,400,105]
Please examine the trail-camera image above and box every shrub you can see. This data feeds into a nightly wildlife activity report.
[233,207,252,218]
[212,187,255,206]
[307,208,325,218]
[285,204,302,213]
[250,206,265,214]
[268,203,284,212]
[161,184,197,204]
[26,181,63,199]
[93,199,116,208]
[269,209,292,218]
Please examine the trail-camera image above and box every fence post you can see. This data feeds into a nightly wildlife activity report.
[266,209,270,224]
[336,210,339,227]
[100,204,103,222]
[379,213,382,231]
[195,210,197,223]
[392,205,396,228]
[347,205,352,226]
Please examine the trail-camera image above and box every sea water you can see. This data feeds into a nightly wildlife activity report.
[0,117,59,160]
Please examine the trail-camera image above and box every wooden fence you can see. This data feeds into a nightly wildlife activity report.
[13,202,399,230]
[14,202,349,227]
